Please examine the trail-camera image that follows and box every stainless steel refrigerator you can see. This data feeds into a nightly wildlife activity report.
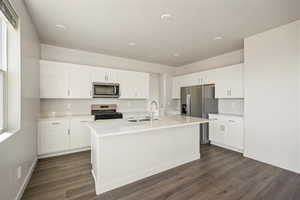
[181,84,218,144]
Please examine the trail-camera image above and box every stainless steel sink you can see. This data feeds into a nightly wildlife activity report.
[127,117,159,122]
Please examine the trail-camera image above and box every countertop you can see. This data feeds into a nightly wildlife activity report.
[209,113,244,117]
[88,115,209,138]
[38,114,94,121]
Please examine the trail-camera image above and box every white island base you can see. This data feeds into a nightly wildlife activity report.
[89,116,207,195]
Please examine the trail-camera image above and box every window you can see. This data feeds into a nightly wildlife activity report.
[0,0,19,135]
[0,18,7,133]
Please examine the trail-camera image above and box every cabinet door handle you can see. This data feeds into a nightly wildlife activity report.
[227,89,232,96]
[228,120,235,123]
[68,129,70,135]
[220,125,225,131]
[51,122,60,125]
[67,89,70,96]
[80,121,88,123]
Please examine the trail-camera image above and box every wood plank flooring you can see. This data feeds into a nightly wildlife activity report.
[22,145,300,200]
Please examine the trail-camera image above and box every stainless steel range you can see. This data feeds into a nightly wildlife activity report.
[91,104,123,120]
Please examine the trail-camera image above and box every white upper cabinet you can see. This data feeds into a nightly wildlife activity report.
[40,60,69,98]
[119,70,149,99]
[215,64,244,98]
[134,72,149,99]
[40,60,92,99]
[172,64,244,99]
[69,65,92,98]
[91,67,108,83]
[172,76,182,99]
[203,69,218,85]
[40,60,150,99]
[91,67,119,83]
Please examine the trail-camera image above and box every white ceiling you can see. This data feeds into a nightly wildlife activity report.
[24,0,300,67]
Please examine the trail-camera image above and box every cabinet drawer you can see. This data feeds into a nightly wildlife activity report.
[38,120,70,155]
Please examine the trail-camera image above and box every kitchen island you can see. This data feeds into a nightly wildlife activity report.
[88,115,209,195]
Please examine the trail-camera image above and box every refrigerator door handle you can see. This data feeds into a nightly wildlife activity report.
[186,94,191,116]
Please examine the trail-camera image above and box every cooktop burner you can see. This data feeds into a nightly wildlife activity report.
[91,104,123,120]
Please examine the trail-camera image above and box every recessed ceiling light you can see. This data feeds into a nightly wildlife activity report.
[55,24,66,31]
[214,36,223,40]
[173,53,180,57]
[161,13,173,20]
[128,42,136,46]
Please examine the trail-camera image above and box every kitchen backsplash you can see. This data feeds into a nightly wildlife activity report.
[218,99,244,115]
[40,99,150,117]
[170,98,244,116]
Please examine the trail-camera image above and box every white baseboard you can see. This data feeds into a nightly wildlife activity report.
[38,147,90,159]
[95,154,200,195]
[243,152,300,175]
[211,141,244,153]
[15,157,37,200]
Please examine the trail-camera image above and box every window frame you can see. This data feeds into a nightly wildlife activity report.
[0,17,8,134]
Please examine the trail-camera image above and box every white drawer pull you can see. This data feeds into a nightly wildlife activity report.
[80,121,88,123]
[51,122,60,125]
[228,120,235,123]
[220,125,226,131]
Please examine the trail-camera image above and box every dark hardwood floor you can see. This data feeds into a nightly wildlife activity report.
[22,145,300,200]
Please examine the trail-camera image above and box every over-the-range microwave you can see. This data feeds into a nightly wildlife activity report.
[93,82,120,98]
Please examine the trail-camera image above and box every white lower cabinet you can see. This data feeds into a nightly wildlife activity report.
[38,116,94,156]
[38,120,70,155]
[224,117,244,150]
[70,118,93,149]
[209,114,244,152]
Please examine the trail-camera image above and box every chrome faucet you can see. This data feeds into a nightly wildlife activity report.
[150,100,158,122]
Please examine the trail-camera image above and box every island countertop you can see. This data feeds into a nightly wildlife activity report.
[87,115,209,138]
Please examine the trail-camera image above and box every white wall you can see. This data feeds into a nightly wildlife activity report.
[174,49,244,76]
[41,44,173,74]
[244,20,300,173]
[0,1,40,200]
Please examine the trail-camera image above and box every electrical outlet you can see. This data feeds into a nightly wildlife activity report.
[127,102,131,107]
[17,166,22,179]
[67,103,72,110]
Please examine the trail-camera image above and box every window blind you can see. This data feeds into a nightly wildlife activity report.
[0,0,18,29]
